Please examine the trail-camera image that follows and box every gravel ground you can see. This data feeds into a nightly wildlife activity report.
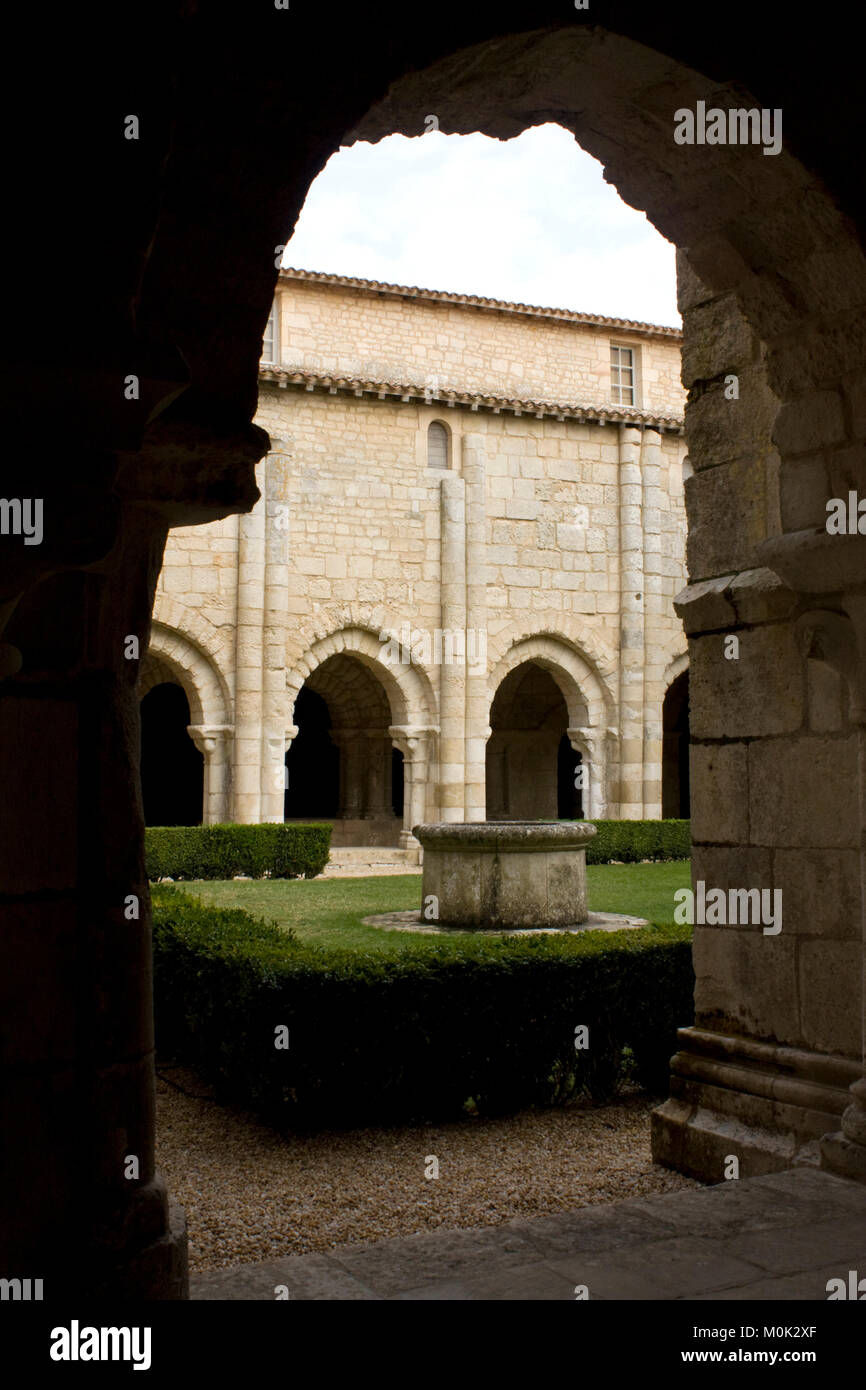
[156,1068,701,1273]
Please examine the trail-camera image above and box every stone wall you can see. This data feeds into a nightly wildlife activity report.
[273,270,683,411]
[148,275,688,836]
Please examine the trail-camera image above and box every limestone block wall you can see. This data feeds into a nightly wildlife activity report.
[652,250,866,1182]
[147,278,688,833]
[273,269,683,414]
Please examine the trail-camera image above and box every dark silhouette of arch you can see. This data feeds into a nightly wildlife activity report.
[139,682,203,826]
[487,662,573,819]
[284,686,340,818]
[662,670,690,818]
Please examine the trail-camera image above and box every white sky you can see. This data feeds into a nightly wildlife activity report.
[282,123,679,327]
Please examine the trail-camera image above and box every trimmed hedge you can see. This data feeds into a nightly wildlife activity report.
[585,819,690,864]
[152,886,694,1127]
[145,823,331,881]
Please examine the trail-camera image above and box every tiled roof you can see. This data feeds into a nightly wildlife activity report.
[258,365,684,431]
[276,267,682,339]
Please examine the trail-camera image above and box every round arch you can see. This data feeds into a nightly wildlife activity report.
[486,634,615,732]
[288,625,438,730]
[486,634,616,819]
[286,625,439,847]
[140,621,233,824]
[142,620,232,729]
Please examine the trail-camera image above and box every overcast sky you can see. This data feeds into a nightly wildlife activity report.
[282,123,679,327]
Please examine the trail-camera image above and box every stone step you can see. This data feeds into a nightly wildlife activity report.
[322,847,422,877]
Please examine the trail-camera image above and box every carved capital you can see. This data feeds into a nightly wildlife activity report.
[388,723,438,762]
[187,723,233,758]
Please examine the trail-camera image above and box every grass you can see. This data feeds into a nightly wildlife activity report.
[164,861,691,953]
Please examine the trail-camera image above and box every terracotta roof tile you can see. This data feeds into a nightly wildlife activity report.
[258,365,684,430]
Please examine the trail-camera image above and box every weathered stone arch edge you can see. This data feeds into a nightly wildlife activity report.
[152,596,234,669]
[486,631,616,728]
[287,623,438,730]
[664,651,690,690]
[142,619,232,729]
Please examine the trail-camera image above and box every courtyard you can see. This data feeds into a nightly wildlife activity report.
[164,860,691,950]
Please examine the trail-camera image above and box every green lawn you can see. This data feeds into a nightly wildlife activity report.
[166,861,691,953]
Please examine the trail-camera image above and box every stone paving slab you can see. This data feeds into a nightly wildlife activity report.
[191,1168,866,1301]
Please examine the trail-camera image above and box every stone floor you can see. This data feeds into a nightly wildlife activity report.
[191,1167,866,1301]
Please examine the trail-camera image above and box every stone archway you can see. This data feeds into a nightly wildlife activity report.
[6,9,866,1297]
[487,634,615,819]
[487,661,577,821]
[287,627,438,848]
[141,622,233,824]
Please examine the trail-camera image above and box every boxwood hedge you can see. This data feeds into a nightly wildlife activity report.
[145,823,331,881]
[584,819,690,864]
[152,886,694,1127]
[145,818,687,882]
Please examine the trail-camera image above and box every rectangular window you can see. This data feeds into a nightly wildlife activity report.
[262,302,278,363]
[610,344,636,406]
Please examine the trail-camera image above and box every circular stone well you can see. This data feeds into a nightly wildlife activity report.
[414,820,597,931]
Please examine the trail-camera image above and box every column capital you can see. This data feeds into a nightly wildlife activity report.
[388,724,438,759]
[187,724,232,757]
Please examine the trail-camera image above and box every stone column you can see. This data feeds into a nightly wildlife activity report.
[439,473,467,821]
[786,601,866,1183]
[187,724,233,823]
[390,725,435,849]
[0,507,187,1298]
[232,462,266,822]
[640,428,664,817]
[567,725,607,820]
[462,435,487,821]
[279,723,298,815]
[365,730,393,818]
[652,253,866,1181]
[617,424,645,818]
[332,730,367,819]
[260,451,290,823]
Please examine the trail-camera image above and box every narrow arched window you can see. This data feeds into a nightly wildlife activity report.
[427,421,450,469]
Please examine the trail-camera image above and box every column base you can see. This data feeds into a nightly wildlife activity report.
[652,1027,861,1183]
[821,1079,866,1183]
[820,1132,866,1183]
[90,1204,189,1302]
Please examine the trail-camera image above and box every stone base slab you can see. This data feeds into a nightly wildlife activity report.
[653,1027,861,1183]
[362,909,648,935]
